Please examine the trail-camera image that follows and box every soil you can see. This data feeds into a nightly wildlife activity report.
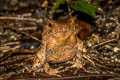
[0,0,120,80]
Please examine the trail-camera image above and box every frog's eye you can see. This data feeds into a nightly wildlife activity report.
[74,19,78,24]
[48,23,52,27]
[48,20,57,27]
[48,22,58,27]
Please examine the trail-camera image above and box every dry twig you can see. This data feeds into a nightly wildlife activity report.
[0,16,41,22]
[91,39,117,49]
[3,26,41,43]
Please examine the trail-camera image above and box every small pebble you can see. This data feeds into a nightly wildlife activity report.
[30,45,35,49]
[11,35,17,40]
[113,47,120,53]
[104,45,112,49]
[87,42,92,47]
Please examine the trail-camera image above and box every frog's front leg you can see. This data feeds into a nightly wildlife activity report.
[74,53,85,74]
[70,38,87,74]
[32,42,46,72]
[32,53,45,72]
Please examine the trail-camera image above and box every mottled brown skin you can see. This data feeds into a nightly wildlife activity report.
[32,16,87,76]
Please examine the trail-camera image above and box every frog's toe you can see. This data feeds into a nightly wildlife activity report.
[68,58,83,74]
[32,58,43,72]
[43,63,62,77]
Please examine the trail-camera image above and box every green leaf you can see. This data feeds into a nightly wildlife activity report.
[51,0,66,12]
[69,1,96,18]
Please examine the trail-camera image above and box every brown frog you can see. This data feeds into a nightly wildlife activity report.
[32,16,87,76]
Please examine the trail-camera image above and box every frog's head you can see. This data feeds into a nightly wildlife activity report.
[47,16,77,27]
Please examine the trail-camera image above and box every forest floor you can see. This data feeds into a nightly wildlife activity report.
[0,0,120,80]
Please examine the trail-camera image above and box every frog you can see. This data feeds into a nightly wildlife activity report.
[32,16,87,76]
